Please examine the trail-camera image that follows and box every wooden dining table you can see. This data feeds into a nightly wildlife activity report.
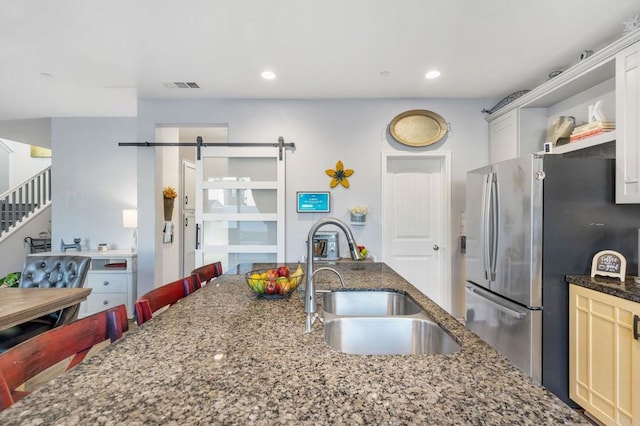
[0,287,92,330]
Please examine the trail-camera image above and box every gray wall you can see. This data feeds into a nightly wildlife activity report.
[46,99,490,317]
[136,98,490,316]
[51,117,137,252]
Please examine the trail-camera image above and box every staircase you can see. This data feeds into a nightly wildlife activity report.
[0,167,51,238]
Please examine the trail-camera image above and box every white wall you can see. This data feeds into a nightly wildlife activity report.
[0,206,51,278]
[50,117,137,252]
[155,127,181,285]
[136,98,490,316]
[0,118,52,149]
[0,138,51,189]
[43,100,490,318]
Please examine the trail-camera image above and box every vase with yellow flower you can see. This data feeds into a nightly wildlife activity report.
[163,186,177,221]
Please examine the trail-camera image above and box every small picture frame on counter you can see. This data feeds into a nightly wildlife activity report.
[590,249,626,282]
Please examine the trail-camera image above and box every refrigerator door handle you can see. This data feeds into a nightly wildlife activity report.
[465,284,526,320]
[489,173,498,281]
[482,173,493,280]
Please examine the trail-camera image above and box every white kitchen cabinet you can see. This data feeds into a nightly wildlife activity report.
[616,40,640,203]
[569,284,640,426]
[486,31,640,204]
[489,109,518,163]
[78,250,137,319]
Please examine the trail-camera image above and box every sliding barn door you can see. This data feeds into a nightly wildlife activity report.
[195,146,285,273]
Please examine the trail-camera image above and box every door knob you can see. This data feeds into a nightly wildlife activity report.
[433,245,439,251]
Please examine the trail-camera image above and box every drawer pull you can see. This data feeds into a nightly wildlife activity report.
[103,300,109,305]
[103,281,109,286]
[634,315,639,340]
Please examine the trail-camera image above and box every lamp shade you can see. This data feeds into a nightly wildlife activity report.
[122,209,138,228]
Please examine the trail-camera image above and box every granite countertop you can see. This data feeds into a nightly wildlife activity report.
[0,263,587,425]
[566,274,640,303]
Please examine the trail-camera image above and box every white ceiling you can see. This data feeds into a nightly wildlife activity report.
[1,0,638,120]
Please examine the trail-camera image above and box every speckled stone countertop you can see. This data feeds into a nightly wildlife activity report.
[0,263,587,425]
[566,274,640,303]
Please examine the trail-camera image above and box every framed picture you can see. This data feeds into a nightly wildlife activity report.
[296,192,330,213]
[30,146,51,158]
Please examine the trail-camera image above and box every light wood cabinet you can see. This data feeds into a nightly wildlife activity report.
[615,40,640,203]
[569,284,640,426]
[78,250,137,319]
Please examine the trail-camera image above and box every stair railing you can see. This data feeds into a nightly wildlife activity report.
[0,166,51,238]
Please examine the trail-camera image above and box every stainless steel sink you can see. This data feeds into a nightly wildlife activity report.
[324,317,460,355]
[322,289,422,316]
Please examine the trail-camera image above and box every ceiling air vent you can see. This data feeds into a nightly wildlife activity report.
[163,82,200,89]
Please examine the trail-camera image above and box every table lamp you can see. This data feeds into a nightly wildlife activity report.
[122,209,138,252]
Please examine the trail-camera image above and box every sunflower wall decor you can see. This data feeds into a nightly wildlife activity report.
[326,160,354,188]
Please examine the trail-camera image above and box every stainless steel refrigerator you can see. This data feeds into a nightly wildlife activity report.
[465,154,640,405]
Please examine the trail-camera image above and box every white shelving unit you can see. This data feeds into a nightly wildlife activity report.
[543,131,617,155]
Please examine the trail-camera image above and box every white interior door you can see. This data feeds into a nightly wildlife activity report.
[195,146,285,272]
[182,211,195,276]
[183,160,196,210]
[382,152,451,311]
[181,161,195,276]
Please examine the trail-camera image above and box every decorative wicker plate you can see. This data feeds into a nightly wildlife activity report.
[389,109,448,147]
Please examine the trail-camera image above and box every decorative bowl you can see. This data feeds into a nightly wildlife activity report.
[244,266,305,299]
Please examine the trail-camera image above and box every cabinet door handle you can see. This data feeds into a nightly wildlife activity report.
[634,315,640,340]
[103,300,109,305]
[103,281,109,286]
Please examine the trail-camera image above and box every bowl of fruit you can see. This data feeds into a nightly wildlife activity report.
[357,245,369,260]
[244,264,304,299]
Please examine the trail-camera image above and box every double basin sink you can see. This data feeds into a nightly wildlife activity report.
[321,289,460,355]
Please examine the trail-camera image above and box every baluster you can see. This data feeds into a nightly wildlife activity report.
[36,174,41,207]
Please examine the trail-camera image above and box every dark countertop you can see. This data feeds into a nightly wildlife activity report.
[566,275,640,303]
[0,262,587,425]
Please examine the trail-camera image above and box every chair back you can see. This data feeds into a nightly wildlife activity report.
[20,255,91,289]
[19,255,92,327]
[191,261,223,289]
[0,304,128,411]
[134,276,194,325]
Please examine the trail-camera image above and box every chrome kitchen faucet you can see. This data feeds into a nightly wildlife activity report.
[304,217,362,333]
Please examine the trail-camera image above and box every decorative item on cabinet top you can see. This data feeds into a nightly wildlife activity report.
[389,109,448,147]
[591,249,626,282]
[481,90,530,115]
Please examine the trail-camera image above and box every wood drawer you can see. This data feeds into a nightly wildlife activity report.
[87,273,128,293]
[85,293,129,314]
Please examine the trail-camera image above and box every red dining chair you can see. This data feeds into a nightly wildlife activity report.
[134,276,195,325]
[191,261,223,290]
[0,304,128,411]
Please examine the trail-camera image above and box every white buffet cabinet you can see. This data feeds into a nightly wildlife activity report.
[29,250,137,319]
[78,250,137,319]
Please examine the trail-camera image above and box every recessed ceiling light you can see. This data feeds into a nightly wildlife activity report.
[425,70,441,79]
[261,71,276,80]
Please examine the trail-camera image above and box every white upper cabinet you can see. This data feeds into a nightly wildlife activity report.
[486,31,640,203]
[489,109,518,164]
[616,41,640,203]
